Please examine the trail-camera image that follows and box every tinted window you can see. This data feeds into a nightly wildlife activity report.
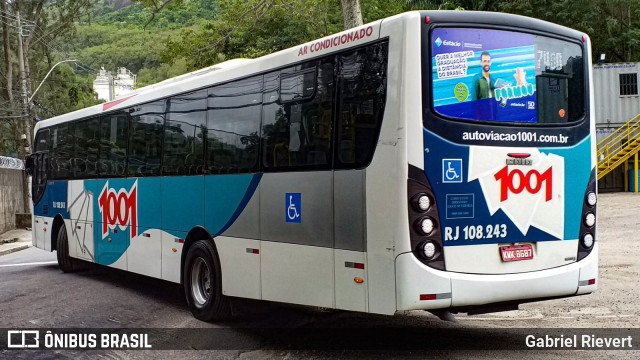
[336,42,387,167]
[100,112,129,177]
[262,60,334,170]
[535,36,584,123]
[50,123,74,179]
[128,101,164,176]
[280,70,316,103]
[207,76,262,173]
[74,117,100,177]
[34,130,49,152]
[164,90,207,175]
[429,28,584,124]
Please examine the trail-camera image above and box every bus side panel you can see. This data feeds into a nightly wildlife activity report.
[214,179,261,296]
[205,174,261,238]
[33,216,45,249]
[364,12,419,315]
[70,220,94,261]
[334,249,367,312]
[68,179,94,261]
[33,179,68,252]
[162,176,204,233]
[214,236,261,299]
[334,170,367,312]
[396,252,452,310]
[259,171,334,308]
[577,242,598,294]
[162,230,185,283]
[334,170,365,252]
[216,174,261,240]
[128,227,162,278]
[261,241,334,308]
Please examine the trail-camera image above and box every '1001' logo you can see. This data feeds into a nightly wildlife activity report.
[494,166,552,202]
[98,181,138,239]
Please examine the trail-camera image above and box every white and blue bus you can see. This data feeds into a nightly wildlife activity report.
[27,11,597,321]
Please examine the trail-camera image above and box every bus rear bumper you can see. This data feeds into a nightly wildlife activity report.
[395,243,598,311]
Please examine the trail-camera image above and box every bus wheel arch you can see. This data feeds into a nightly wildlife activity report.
[181,227,231,322]
[51,215,65,252]
[180,226,215,284]
[54,217,78,272]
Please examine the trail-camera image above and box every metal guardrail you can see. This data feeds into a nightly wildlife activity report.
[0,156,24,170]
[596,113,640,179]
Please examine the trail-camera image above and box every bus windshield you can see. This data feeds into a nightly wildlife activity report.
[430,27,584,124]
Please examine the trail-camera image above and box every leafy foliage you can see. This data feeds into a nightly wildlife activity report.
[159,0,408,70]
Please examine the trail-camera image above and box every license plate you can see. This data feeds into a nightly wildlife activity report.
[500,244,534,262]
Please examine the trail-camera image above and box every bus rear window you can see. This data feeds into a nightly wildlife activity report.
[430,27,584,124]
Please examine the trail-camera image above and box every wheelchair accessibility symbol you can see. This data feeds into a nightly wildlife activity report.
[286,193,302,223]
[442,159,463,183]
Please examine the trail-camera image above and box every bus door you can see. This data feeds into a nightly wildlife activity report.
[259,62,336,308]
[31,129,50,249]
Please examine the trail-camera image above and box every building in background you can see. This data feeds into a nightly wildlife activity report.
[93,67,136,101]
[593,63,640,191]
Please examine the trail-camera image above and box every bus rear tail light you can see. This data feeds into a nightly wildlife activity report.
[408,165,445,270]
[415,217,436,235]
[411,193,432,212]
[577,170,597,261]
[584,212,595,227]
[421,241,438,260]
[582,233,594,248]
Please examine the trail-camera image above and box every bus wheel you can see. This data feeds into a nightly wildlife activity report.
[56,223,78,273]
[183,239,230,322]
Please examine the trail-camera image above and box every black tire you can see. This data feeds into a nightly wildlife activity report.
[183,239,231,322]
[56,223,78,273]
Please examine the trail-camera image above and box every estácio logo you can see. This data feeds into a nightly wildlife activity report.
[443,40,461,47]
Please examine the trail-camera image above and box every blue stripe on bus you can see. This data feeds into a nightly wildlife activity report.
[36,175,263,266]
[213,173,262,237]
[204,174,261,237]
[33,180,69,218]
[540,136,592,240]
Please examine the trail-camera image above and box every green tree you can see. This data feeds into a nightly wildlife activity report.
[156,0,409,70]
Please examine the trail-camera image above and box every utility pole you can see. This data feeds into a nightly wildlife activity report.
[16,6,31,152]
[15,4,31,214]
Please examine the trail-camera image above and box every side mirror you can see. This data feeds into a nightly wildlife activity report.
[25,155,34,176]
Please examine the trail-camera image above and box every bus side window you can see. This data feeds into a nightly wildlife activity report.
[128,101,164,177]
[335,42,388,168]
[100,112,129,177]
[73,117,100,178]
[206,76,262,174]
[262,60,334,171]
[164,90,207,175]
[31,129,49,204]
[34,129,50,153]
[50,123,74,179]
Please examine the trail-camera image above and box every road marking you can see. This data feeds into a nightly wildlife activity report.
[0,261,57,268]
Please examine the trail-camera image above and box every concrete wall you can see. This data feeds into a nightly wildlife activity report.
[0,168,24,234]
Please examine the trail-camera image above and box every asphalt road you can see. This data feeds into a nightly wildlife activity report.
[0,193,638,359]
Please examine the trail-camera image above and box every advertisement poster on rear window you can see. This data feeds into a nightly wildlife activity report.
[431,28,537,123]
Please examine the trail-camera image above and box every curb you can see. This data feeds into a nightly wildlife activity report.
[0,244,30,257]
